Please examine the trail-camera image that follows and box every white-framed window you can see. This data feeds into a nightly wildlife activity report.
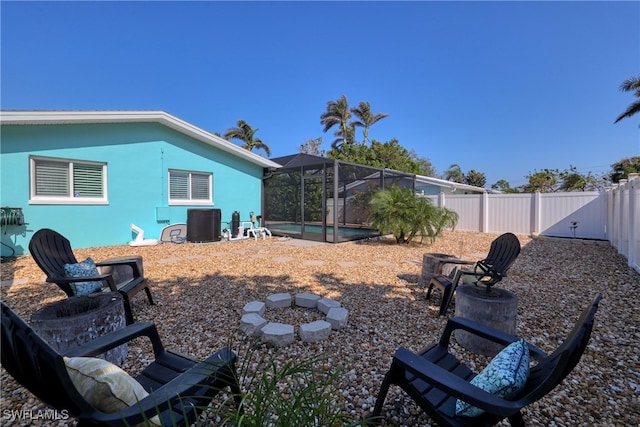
[29,156,108,204]
[168,169,213,205]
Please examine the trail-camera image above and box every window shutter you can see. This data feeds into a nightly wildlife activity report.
[191,173,210,200]
[35,160,70,196]
[73,163,103,197]
[170,171,189,199]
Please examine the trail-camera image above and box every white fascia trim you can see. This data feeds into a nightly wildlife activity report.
[0,110,282,169]
[415,174,494,193]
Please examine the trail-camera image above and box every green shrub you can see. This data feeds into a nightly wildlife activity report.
[368,186,458,244]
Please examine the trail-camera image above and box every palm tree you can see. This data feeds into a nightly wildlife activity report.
[368,186,458,244]
[333,123,356,149]
[320,95,352,148]
[614,75,640,124]
[224,120,271,156]
[350,101,388,144]
[610,156,640,183]
[415,197,459,244]
[444,164,464,183]
[464,169,486,187]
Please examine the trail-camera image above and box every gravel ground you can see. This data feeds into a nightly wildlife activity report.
[1,230,639,426]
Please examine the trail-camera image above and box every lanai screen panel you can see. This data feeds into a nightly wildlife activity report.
[264,155,414,243]
[334,162,381,228]
[264,169,303,236]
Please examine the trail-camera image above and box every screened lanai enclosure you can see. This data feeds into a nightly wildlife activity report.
[263,154,416,243]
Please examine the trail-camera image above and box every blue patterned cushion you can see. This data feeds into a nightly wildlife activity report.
[64,257,103,295]
[456,338,530,417]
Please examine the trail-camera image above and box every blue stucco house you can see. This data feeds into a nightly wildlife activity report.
[0,110,281,256]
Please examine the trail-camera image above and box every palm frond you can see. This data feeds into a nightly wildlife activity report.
[224,120,270,156]
[614,99,640,124]
[619,76,640,93]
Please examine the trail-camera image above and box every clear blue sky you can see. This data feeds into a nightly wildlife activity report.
[2,1,639,188]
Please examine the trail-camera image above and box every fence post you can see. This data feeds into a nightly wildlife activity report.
[627,174,638,271]
[532,192,541,236]
[618,180,628,257]
[611,183,621,249]
[606,186,613,243]
[481,192,489,233]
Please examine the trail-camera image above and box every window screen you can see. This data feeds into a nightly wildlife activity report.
[169,169,212,204]
[31,157,107,203]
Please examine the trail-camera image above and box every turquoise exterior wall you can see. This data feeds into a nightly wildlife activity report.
[0,122,264,255]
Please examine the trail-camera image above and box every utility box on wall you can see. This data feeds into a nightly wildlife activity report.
[156,207,171,222]
[186,209,221,243]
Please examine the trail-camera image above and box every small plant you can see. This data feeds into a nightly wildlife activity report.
[204,336,366,427]
[570,221,579,238]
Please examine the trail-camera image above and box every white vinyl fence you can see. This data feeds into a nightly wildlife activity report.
[606,174,639,273]
[426,174,639,273]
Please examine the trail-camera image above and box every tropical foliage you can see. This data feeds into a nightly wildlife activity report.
[368,186,458,244]
[443,164,464,183]
[559,166,600,191]
[521,167,603,193]
[464,169,486,187]
[318,96,442,178]
[521,169,560,193]
[491,179,519,193]
[410,150,437,177]
[610,156,640,183]
[298,137,324,156]
[614,75,640,124]
[224,120,271,156]
[443,164,486,188]
[320,95,353,148]
[320,95,389,149]
[350,101,389,144]
[263,171,302,222]
[327,139,422,174]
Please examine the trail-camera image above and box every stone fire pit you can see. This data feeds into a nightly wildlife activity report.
[240,292,348,346]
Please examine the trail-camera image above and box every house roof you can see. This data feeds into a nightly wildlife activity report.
[270,152,496,194]
[271,153,332,168]
[0,110,282,169]
[416,174,499,193]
